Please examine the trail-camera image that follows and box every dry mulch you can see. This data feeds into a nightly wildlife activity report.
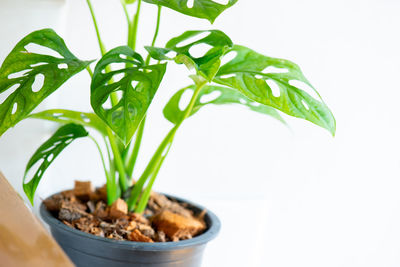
[43,181,206,243]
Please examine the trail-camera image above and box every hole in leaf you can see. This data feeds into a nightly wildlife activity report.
[113,73,124,82]
[176,32,210,48]
[47,153,54,162]
[8,69,31,79]
[131,81,139,89]
[289,80,320,100]
[187,0,194,8]
[120,55,127,59]
[64,139,73,145]
[116,90,123,99]
[24,43,63,58]
[24,158,45,184]
[30,62,47,68]
[11,102,18,114]
[301,100,310,110]
[110,63,126,71]
[255,74,264,79]
[239,98,247,104]
[220,51,237,66]
[32,74,44,92]
[219,74,235,79]
[52,113,63,118]
[266,79,281,97]
[189,43,213,58]
[64,133,75,139]
[165,51,177,58]
[262,66,289,74]
[0,84,19,105]
[200,91,221,103]
[58,63,68,69]
[102,94,113,110]
[212,0,230,4]
[250,102,261,107]
[80,114,90,123]
[179,89,194,111]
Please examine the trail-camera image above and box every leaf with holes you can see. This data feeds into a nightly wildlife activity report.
[143,0,237,23]
[0,29,91,137]
[213,45,336,135]
[29,109,108,135]
[145,30,233,81]
[0,29,90,135]
[91,46,166,144]
[164,84,285,124]
[23,123,88,204]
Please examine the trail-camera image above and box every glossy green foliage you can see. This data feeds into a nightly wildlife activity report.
[0,29,91,137]
[143,0,238,23]
[164,84,285,124]
[23,124,88,204]
[214,45,336,135]
[146,30,233,81]
[91,46,166,144]
[29,109,107,135]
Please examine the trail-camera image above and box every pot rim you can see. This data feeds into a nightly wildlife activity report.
[40,193,221,251]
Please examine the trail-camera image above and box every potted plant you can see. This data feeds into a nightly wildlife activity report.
[0,0,335,266]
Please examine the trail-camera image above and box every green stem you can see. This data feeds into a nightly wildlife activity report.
[129,0,142,50]
[145,5,162,64]
[86,0,118,106]
[135,153,164,213]
[89,135,119,204]
[86,66,93,77]
[126,6,162,181]
[126,117,146,179]
[89,135,109,180]
[127,81,207,211]
[107,128,128,192]
[121,1,132,46]
[86,0,106,56]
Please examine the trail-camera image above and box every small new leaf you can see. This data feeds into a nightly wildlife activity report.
[23,123,88,205]
[164,84,285,124]
[146,30,233,81]
[143,0,238,23]
[0,29,92,137]
[213,45,336,135]
[91,46,166,144]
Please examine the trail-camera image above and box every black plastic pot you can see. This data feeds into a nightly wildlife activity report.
[40,194,220,267]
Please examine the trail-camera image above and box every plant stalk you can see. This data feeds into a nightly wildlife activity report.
[126,6,162,180]
[107,128,128,192]
[86,0,119,106]
[127,80,207,211]
[129,0,142,50]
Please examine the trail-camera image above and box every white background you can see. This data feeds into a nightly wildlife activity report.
[1,0,400,266]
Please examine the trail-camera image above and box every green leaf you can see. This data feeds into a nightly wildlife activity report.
[146,30,233,81]
[164,84,285,124]
[23,123,88,205]
[91,46,166,144]
[0,29,92,137]
[143,0,238,23]
[213,45,336,135]
[29,109,108,135]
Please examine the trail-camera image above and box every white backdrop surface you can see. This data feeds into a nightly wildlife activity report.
[1,0,400,266]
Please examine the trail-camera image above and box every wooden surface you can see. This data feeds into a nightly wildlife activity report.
[0,172,73,267]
